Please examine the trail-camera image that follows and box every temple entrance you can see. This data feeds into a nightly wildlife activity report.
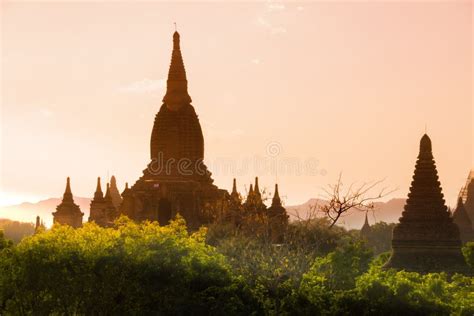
[158,198,172,226]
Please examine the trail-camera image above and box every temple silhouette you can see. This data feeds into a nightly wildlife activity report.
[49,30,471,272]
[384,134,469,274]
[52,31,288,234]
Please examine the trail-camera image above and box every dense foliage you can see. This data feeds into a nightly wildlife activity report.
[0,217,472,315]
[0,217,257,315]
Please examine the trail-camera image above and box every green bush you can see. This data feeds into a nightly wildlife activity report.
[207,217,351,314]
[0,216,259,315]
[301,239,373,292]
[1,216,472,315]
[353,266,474,315]
[463,242,474,268]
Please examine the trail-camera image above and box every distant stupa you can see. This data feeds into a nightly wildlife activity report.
[384,134,469,274]
[360,212,371,240]
[463,175,474,225]
[52,177,84,228]
[267,184,289,243]
[453,197,474,244]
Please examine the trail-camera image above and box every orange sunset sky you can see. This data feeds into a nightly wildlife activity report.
[1,1,473,216]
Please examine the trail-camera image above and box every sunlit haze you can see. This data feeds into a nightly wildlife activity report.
[1,1,472,221]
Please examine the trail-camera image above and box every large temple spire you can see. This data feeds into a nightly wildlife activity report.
[162,30,192,110]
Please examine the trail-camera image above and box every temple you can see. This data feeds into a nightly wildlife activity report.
[384,134,469,274]
[52,177,84,228]
[453,197,474,244]
[119,31,226,229]
[50,30,288,233]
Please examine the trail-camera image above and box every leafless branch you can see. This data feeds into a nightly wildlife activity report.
[319,173,396,228]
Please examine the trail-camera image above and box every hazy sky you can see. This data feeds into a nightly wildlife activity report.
[1,1,472,212]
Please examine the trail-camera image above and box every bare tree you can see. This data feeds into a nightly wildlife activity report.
[320,173,395,228]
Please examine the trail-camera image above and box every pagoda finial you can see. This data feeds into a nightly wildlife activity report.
[174,22,177,32]
[65,177,71,194]
[163,28,191,110]
[419,133,432,158]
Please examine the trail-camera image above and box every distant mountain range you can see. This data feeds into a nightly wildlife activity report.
[0,197,406,229]
[0,197,92,227]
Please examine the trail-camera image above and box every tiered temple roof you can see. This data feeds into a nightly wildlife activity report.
[384,134,469,274]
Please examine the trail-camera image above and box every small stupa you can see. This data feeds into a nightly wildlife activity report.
[267,184,289,243]
[360,212,371,240]
[52,177,84,228]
